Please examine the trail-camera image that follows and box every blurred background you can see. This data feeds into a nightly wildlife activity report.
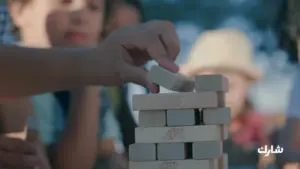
[0,0,299,168]
[0,0,293,115]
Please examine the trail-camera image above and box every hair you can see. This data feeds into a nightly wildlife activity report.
[7,0,117,38]
[101,0,144,37]
[123,0,144,22]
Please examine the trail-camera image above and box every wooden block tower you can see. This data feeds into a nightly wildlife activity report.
[129,65,230,169]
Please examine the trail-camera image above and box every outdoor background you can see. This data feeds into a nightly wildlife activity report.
[0,0,295,114]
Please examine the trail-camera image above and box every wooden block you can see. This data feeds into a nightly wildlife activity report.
[157,143,187,160]
[195,75,228,92]
[135,125,228,143]
[221,125,228,141]
[148,65,195,92]
[139,110,166,127]
[132,92,225,111]
[192,141,222,159]
[202,108,231,125]
[129,143,156,161]
[129,159,218,169]
[4,125,28,140]
[167,109,196,126]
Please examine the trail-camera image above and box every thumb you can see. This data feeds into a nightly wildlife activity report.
[123,65,158,93]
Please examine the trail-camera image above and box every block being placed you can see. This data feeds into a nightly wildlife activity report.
[167,109,196,126]
[129,159,218,169]
[139,110,166,127]
[132,92,225,111]
[157,143,188,160]
[135,125,228,143]
[129,143,156,161]
[147,65,195,92]
[195,74,229,92]
[202,107,231,125]
[192,141,222,159]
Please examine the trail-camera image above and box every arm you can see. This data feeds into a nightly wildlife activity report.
[53,87,100,169]
[0,45,103,97]
[98,109,123,156]
[0,21,181,96]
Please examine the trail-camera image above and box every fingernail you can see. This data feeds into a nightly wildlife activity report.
[173,64,179,72]
[148,83,159,93]
[167,61,179,73]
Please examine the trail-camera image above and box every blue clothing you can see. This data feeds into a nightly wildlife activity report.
[30,89,124,152]
[30,93,64,145]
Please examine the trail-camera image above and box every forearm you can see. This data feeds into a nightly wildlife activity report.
[0,45,105,97]
[54,87,100,169]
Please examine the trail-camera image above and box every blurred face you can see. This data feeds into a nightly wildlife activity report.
[198,70,251,118]
[10,0,105,48]
[105,3,140,34]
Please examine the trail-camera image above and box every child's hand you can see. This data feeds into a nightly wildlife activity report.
[86,20,180,93]
[0,136,39,169]
[98,139,115,157]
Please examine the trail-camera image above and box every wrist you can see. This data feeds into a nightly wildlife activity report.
[72,86,101,96]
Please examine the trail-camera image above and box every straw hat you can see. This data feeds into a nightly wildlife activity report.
[180,29,262,80]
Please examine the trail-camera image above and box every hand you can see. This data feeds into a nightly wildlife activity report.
[86,20,180,92]
[0,136,39,169]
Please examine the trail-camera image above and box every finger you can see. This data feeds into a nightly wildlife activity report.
[156,57,179,73]
[0,151,39,169]
[122,64,159,93]
[122,64,148,87]
[0,136,35,154]
[144,20,180,61]
[146,36,179,73]
[159,31,180,61]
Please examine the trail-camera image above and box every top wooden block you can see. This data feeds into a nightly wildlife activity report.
[195,74,229,92]
[147,65,195,92]
[132,92,225,110]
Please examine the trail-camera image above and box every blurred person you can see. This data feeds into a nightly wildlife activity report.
[102,0,148,156]
[180,29,270,169]
[7,0,115,169]
[104,0,143,35]
[1,1,180,169]
[273,0,300,168]
[7,0,132,169]
[285,0,300,151]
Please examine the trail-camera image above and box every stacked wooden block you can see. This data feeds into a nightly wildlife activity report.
[129,65,231,169]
